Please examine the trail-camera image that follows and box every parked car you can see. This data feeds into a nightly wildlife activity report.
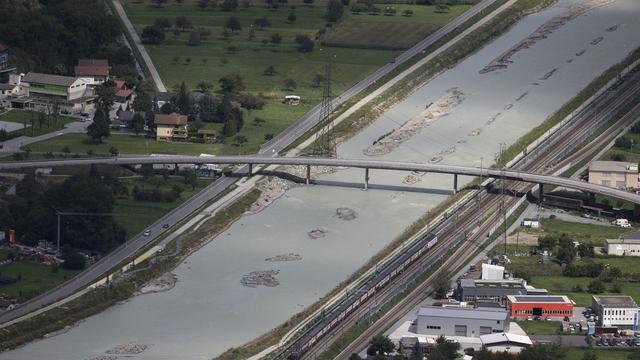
[143,229,151,236]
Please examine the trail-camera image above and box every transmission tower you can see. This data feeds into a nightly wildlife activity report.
[311,63,335,157]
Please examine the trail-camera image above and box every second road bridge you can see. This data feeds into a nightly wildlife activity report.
[4,155,640,205]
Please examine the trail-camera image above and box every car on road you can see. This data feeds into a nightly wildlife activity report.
[143,229,151,236]
[162,223,169,229]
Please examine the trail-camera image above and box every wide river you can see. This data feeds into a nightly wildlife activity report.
[4,0,640,359]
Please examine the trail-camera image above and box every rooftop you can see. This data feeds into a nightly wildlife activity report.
[75,65,110,77]
[507,295,571,304]
[78,59,109,67]
[480,332,532,346]
[418,306,508,321]
[605,238,640,245]
[593,295,638,308]
[0,83,15,91]
[154,112,187,126]
[589,161,637,174]
[459,278,526,290]
[23,72,77,87]
[620,230,640,240]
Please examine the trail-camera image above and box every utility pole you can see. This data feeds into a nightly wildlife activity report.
[55,210,114,256]
[499,142,507,256]
[312,51,336,157]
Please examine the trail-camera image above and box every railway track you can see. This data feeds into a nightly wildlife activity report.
[279,65,640,360]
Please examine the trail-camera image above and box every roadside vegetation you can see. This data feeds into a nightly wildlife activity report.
[0,110,75,139]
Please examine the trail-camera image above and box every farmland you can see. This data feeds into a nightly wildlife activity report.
[120,0,475,153]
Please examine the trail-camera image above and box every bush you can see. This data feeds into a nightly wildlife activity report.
[587,279,606,294]
[295,34,315,52]
[142,25,165,44]
[239,93,266,109]
[614,136,633,149]
[62,252,87,270]
[563,262,603,277]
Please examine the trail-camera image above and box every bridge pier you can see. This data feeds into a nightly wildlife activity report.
[248,164,253,177]
[306,165,311,185]
[453,174,458,194]
[364,167,369,190]
[538,183,544,204]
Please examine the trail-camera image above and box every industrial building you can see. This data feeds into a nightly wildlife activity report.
[506,295,573,318]
[588,161,639,190]
[605,231,640,256]
[416,306,509,337]
[592,295,638,330]
[479,332,533,354]
[457,278,529,305]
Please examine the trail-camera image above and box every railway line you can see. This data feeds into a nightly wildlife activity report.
[281,64,640,359]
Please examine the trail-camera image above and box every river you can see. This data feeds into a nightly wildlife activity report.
[3,0,640,358]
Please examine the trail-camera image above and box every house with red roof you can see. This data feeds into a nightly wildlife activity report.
[74,59,111,86]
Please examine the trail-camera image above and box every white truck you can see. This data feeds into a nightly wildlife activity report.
[612,218,631,227]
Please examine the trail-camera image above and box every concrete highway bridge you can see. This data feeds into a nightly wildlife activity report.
[3,155,640,205]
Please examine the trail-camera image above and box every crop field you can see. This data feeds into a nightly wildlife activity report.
[121,0,475,153]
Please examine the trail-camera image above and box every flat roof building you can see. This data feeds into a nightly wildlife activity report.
[604,238,640,257]
[506,295,573,318]
[479,332,532,354]
[588,161,639,190]
[457,278,527,306]
[416,306,509,338]
[592,295,638,330]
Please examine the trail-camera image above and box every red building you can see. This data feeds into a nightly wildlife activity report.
[506,295,574,318]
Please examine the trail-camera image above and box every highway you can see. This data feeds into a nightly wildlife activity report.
[0,0,503,325]
[4,155,640,205]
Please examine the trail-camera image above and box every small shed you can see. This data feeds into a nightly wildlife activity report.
[521,218,539,229]
[284,95,301,105]
[197,129,217,143]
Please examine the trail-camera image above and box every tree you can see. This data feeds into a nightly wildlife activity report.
[130,113,145,135]
[199,94,217,122]
[197,80,213,93]
[219,74,245,97]
[96,81,116,115]
[109,146,119,157]
[175,16,192,31]
[62,252,87,270]
[287,12,297,22]
[154,17,172,29]
[303,0,314,4]
[264,65,276,76]
[220,0,239,11]
[270,33,282,44]
[327,0,344,21]
[283,78,297,90]
[295,34,314,52]
[402,9,414,16]
[429,335,460,360]
[87,108,110,143]
[222,107,244,136]
[433,274,449,299]
[587,280,606,294]
[175,82,192,115]
[234,134,248,146]
[615,136,633,149]
[240,93,265,109]
[264,133,274,141]
[187,31,201,46]
[556,235,575,264]
[367,335,395,356]
[225,16,242,32]
[197,0,210,8]
[253,117,266,126]
[538,235,557,250]
[577,243,594,258]
[0,129,7,142]
[142,25,165,44]
[254,16,271,29]
[348,354,362,360]
[312,72,325,87]
[519,344,565,360]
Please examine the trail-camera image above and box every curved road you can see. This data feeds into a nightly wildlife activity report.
[4,156,640,205]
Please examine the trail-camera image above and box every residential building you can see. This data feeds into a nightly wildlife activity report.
[457,278,528,306]
[149,92,174,109]
[506,295,574,318]
[114,80,133,103]
[605,231,640,256]
[416,306,509,337]
[21,72,94,114]
[74,59,110,86]
[592,295,638,330]
[0,44,8,69]
[154,112,188,141]
[588,161,639,190]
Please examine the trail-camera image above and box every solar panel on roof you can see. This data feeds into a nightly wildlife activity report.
[513,296,565,303]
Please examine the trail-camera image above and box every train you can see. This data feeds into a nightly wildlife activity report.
[288,232,438,359]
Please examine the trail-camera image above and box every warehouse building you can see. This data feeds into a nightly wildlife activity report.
[457,278,528,306]
[592,295,638,330]
[506,295,573,318]
[416,306,509,337]
[605,231,640,256]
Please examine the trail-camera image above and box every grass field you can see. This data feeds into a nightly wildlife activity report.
[0,110,75,138]
[539,219,633,246]
[121,0,474,153]
[602,132,640,163]
[516,319,562,335]
[565,349,638,360]
[114,176,212,237]
[0,251,80,300]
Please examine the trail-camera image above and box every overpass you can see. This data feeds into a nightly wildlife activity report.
[4,155,640,205]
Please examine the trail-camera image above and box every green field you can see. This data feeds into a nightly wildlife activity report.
[25,133,227,155]
[121,0,474,153]
[115,176,212,237]
[0,251,80,301]
[565,349,638,360]
[603,132,640,163]
[516,319,562,335]
[539,219,633,246]
[0,110,75,138]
